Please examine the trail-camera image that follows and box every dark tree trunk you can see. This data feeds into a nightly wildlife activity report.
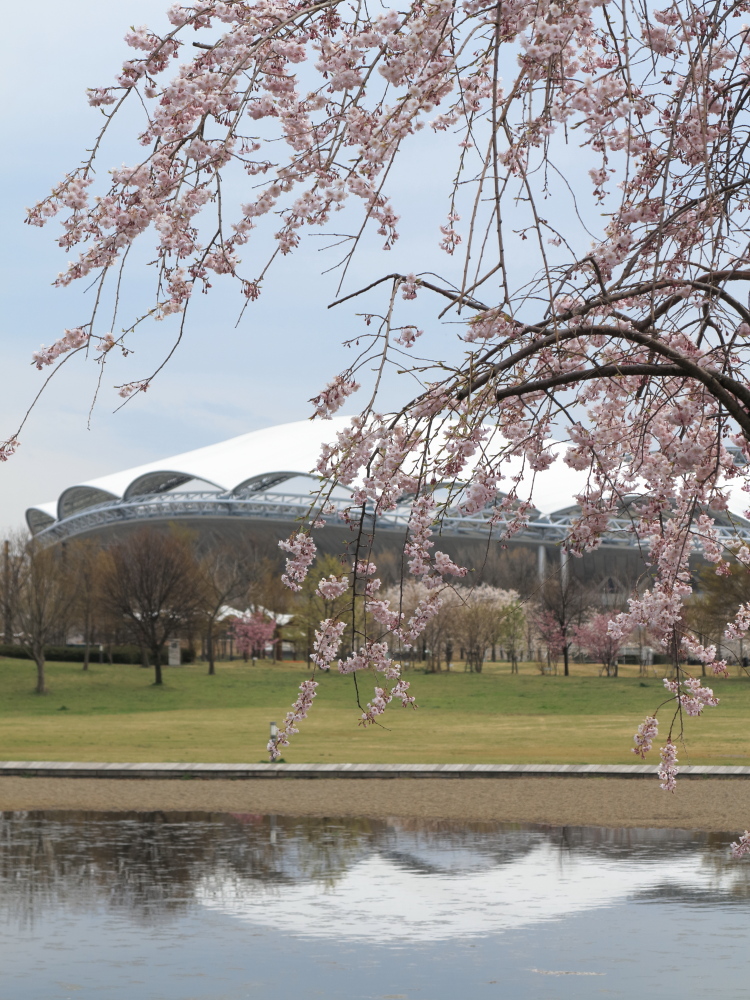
[152,647,164,686]
[207,626,216,676]
[563,640,570,676]
[33,648,47,694]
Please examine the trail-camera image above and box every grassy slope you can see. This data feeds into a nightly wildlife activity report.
[0,658,748,765]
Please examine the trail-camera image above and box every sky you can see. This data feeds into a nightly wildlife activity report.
[0,1,596,536]
[0,2,445,533]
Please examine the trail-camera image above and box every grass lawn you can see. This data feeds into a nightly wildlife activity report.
[0,656,748,765]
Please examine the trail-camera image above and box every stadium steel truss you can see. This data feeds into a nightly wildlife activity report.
[27,419,750,556]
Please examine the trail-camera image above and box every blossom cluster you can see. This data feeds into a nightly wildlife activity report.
[268,679,318,760]
[278,532,317,591]
[316,574,350,600]
[360,678,416,726]
[32,328,89,370]
[310,376,360,419]
[0,439,19,463]
[658,741,679,793]
[663,677,719,717]
[311,619,347,669]
[632,716,659,759]
[730,831,750,860]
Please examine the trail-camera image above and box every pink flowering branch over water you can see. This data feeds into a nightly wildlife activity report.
[730,831,750,860]
[19,0,750,846]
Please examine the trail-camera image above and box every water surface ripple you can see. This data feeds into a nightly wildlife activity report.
[0,811,747,998]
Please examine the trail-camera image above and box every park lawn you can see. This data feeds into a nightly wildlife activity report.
[0,657,748,765]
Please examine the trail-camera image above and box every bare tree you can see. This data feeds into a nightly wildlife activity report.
[539,567,588,677]
[453,586,517,673]
[14,539,74,694]
[197,538,265,676]
[68,539,103,671]
[498,602,526,674]
[1,533,26,645]
[99,529,204,685]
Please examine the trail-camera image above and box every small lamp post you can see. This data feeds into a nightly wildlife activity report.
[269,721,278,754]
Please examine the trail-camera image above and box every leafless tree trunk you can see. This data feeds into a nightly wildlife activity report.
[99,529,204,686]
[197,536,278,675]
[14,539,74,694]
[67,540,102,672]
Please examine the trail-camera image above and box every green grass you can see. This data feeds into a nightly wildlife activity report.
[0,657,748,765]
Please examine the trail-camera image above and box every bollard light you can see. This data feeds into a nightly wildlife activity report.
[270,721,278,743]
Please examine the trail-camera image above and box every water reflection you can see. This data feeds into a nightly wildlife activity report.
[2,811,749,999]
[1,810,748,938]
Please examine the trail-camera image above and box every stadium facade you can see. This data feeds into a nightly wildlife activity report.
[26,418,750,592]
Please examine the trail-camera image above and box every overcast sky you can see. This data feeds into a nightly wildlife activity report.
[0,1,446,533]
[1,2,596,536]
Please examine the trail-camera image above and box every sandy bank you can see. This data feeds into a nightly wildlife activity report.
[1,775,749,831]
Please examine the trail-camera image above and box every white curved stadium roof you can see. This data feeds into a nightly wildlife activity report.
[27,417,350,532]
[27,417,750,536]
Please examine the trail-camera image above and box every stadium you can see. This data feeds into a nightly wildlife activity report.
[25,418,750,594]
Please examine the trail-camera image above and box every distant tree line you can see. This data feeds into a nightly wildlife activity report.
[0,528,289,692]
[3,524,724,695]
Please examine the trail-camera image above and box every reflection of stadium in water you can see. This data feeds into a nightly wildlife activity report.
[1,811,748,935]
[3,810,750,999]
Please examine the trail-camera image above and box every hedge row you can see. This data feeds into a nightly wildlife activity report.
[0,644,193,665]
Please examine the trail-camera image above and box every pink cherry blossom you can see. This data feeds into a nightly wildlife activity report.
[268,679,319,759]
[310,376,360,419]
[31,328,89,369]
[316,574,350,600]
[311,619,347,669]
[632,716,659,759]
[278,532,317,591]
[0,439,19,462]
[658,741,679,793]
[233,611,277,658]
[730,831,750,860]
[19,0,750,835]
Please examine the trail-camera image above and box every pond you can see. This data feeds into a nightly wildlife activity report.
[0,809,748,999]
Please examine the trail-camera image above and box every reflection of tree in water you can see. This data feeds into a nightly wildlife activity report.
[0,811,384,927]
[1,811,748,927]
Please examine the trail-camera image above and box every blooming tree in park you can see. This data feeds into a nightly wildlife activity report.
[533,609,566,672]
[233,610,278,658]
[11,0,750,846]
[573,612,623,676]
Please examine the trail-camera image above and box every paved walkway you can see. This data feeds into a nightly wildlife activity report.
[2,761,750,779]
